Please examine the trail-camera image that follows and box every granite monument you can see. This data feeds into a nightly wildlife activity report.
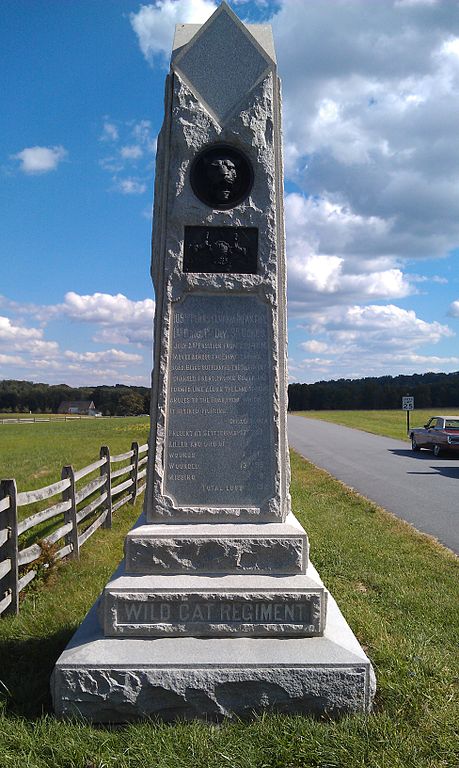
[52,2,375,720]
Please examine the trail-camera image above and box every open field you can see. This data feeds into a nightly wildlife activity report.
[0,419,457,768]
[0,416,150,496]
[291,408,458,441]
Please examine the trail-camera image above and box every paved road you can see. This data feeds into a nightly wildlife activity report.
[288,415,459,555]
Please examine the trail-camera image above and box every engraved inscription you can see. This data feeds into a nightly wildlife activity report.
[183,226,257,274]
[118,600,312,625]
[165,295,273,506]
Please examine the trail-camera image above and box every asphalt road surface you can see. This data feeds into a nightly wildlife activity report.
[288,414,459,555]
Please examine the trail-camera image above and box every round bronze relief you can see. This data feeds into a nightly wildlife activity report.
[190,144,253,210]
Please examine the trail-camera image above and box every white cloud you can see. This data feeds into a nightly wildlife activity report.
[0,315,59,356]
[271,0,459,276]
[116,178,148,195]
[64,349,143,365]
[100,121,119,142]
[0,353,25,365]
[131,120,157,153]
[441,37,459,58]
[120,145,143,160]
[300,340,329,354]
[303,304,453,345]
[285,193,412,310]
[448,300,459,317]
[395,0,439,7]
[99,118,156,196]
[13,145,67,174]
[130,0,217,63]
[0,315,42,342]
[0,293,154,386]
[290,303,455,381]
[61,291,155,346]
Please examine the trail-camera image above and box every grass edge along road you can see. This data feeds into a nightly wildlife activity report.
[292,408,457,442]
[0,448,457,768]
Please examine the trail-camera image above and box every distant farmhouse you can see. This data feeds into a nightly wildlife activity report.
[57,400,100,416]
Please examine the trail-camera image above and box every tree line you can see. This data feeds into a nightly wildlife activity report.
[1,371,458,416]
[288,371,459,411]
[0,380,150,417]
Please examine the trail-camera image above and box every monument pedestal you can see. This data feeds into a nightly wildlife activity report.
[52,3,375,720]
[52,511,375,719]
[52,562,375,722]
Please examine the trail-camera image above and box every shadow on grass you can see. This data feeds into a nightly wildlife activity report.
[0,626,75,718]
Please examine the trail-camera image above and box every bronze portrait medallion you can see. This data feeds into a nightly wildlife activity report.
[190,144,253,210]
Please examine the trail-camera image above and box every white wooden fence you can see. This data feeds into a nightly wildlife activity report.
[0,441,148,617]
[0,415,146,425]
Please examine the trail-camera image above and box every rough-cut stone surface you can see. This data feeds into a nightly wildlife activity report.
[145,6,290,524]
[101,568,326,638]
[125,513,308,575]
[52,588,376,722]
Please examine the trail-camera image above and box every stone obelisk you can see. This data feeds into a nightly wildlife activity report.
[52,3,375,720]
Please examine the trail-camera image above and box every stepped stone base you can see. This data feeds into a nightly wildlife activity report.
[125,513,308,575]
[51,578,375,722]
[100,564,326,637]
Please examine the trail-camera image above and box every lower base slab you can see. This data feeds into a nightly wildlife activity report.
[52,589,375,721]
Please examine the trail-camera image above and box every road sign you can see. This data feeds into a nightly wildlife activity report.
[402,397,414,410]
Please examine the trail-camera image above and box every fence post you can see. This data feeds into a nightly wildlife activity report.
[0,479,19,616]
[62,465,79,559]
[130,442,139,504]
[100,446,112,529]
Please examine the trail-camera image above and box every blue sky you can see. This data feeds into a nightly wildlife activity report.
[1,0,459,386]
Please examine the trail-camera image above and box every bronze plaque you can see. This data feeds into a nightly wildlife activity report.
[183,226,258,274]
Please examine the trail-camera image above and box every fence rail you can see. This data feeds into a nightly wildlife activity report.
[0,441,148,617]
[0,415,148,425]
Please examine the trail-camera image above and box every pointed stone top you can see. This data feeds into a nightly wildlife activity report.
[172,2,275,124]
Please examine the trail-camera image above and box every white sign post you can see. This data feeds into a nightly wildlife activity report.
[402,396,414,433]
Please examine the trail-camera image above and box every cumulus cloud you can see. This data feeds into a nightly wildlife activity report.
[273,0,459,269]
[285,193,412,310]
[130,0,217,63]
[12,145,67,174]
[259,0,459,380]
[60,291,155,346]
[0,292,154,386]
[0,353,25,365]
[290,303,455,381]
[0,315,59,356]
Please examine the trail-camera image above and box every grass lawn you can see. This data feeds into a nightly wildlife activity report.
[291,408,457,441]
[0,416,150,493]
[0,415,457,767]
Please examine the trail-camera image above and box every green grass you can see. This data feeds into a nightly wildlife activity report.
[0,415,149,493]
[292,408,456,441]
[0,420,457,767]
